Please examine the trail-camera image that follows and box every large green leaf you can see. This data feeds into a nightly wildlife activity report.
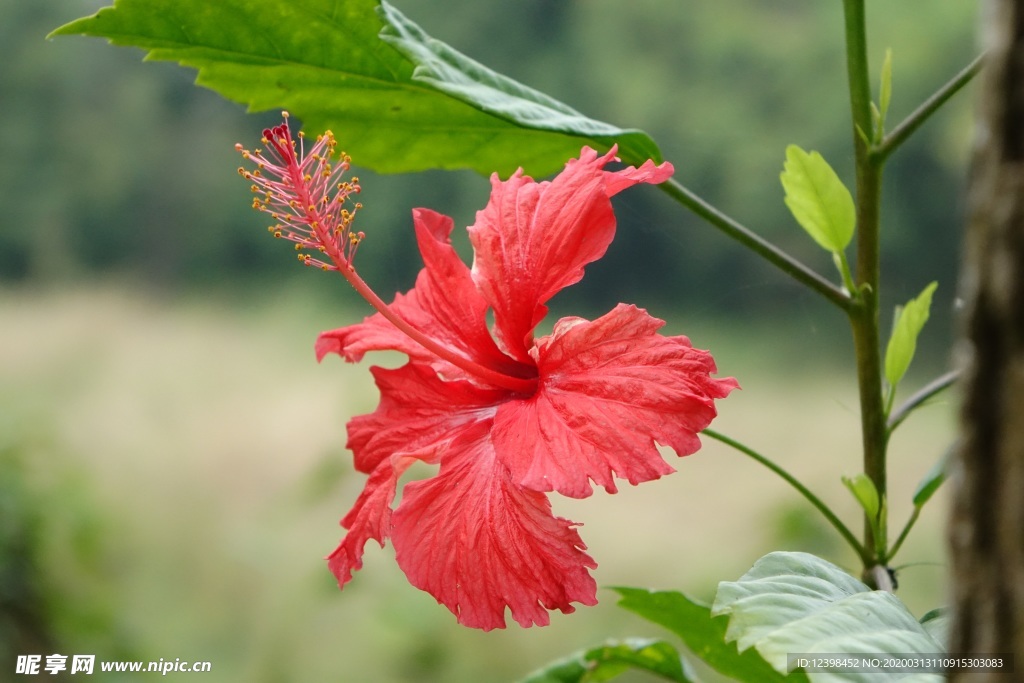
[517,638,693,683]
[614,587,806,683]
[712,552,945,682]
[51,0,661,176]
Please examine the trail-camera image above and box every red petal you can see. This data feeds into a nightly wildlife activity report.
[492,304,737,498]
[329,363,507,588]
[327,454,412,587]
[392,423,598,631]
[316,208,529,380]
[468,147,673,362]
[346,363,505,475]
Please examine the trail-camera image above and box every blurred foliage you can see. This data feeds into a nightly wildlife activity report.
[0,425,139,670]
[5,1,975,334]
[0,438,53,663]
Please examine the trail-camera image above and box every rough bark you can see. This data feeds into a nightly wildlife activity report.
[948,0,1024,680]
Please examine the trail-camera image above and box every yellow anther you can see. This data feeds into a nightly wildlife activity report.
[273,231,282,238]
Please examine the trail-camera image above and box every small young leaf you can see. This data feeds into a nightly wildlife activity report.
[614,588,804,683]
[841,473,881,522]
[884,282,939,389]
[712,552,946,679]
[517,638,692,683]
[912,447,950,507]
[879,48,894,128]
[780,145,856,254]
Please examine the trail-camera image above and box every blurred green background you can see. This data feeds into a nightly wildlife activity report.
[2,0,975,680]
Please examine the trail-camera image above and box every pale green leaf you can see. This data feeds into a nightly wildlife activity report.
[884,282,938,388]
[919,609,949,648]
[712,552,945,683]
[51,0,661,177]
[781,145,856,253]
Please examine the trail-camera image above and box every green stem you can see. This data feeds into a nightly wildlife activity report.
[871,54,985,163]
[704,429,870,564]
[842,0,875,142]
[658,179,852,310]
[843,0,889,574]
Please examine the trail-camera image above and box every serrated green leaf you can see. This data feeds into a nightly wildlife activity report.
[517,638,692,683]
[841,474,880,523]
[51,0,661,177]
[912,447,950,507]
[614,587,805,683]
[884,282,938,388]
[712,552,945,683]
[781,145,856,253]
[377,2,661,171]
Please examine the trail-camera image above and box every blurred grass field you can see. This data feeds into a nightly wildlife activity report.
[1,282,956,682]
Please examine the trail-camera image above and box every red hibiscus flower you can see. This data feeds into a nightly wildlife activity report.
[238,116,737,631]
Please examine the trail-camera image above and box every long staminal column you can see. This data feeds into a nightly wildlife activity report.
[236,114,537,394]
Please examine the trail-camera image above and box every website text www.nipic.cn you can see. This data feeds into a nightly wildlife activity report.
[15,654,213,676]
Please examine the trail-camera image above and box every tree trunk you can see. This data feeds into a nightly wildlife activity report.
[948,0,1024,680]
